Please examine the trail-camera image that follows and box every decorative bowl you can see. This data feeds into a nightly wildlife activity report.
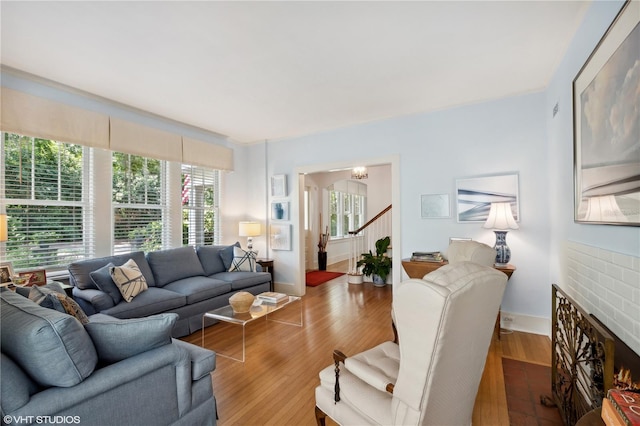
[229,291,255,313]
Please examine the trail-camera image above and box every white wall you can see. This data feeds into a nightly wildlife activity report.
[254,91,549,312]
[545,0,639,349]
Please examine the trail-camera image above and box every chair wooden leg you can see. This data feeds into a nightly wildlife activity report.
[315,405,327,426]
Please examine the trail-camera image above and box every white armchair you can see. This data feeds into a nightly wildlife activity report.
[315,261,508,425]
[445,240,496,267]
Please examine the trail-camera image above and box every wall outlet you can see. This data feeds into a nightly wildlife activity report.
[502,315,514,323]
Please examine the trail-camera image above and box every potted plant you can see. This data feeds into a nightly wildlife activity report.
[357,236,391,286]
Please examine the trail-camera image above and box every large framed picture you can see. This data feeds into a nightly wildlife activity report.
[456,174,519,223]
[573,0,639,226]
[270,224,292,251]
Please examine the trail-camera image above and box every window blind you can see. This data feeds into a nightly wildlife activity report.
[1,133,94,271]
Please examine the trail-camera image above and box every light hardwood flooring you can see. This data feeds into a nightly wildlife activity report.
[181,263,551,426]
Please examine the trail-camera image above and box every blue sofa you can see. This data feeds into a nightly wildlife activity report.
[69,245,271,337]
[0,288,216,426]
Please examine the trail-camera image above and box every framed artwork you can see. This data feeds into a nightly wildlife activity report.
[456,174,519,223]
[573,0,639,226]
[271,174,288,197]
[271,201,290,221]
[18,269,47,286]
[0,262,14,284]
[420,194,450,219]
[270,224,292,251]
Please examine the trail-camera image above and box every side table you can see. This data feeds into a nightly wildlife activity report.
[256,259,274,291]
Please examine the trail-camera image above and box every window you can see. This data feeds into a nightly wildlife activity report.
[1,131,223,275]
[181,165,220,246]
[329,180,366,239]
[112,152,166,255]
[1,133,91,271]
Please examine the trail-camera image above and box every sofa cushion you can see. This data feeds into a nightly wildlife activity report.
[90,262,123,304]
[147,246,205,287]
[101,287,186,318]
[110,259,148,302]
[69,251,156,290]
[197,244,232,276]
[1,353,40,413]
[219,241,241,270]
[212,271,272,290]
[0,290,98,387]
[29,285,90,325]
[228,246,257,272]
[162,276,231,304]
[85,313,177,364]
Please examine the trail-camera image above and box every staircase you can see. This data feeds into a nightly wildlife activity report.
[347,204,392,284]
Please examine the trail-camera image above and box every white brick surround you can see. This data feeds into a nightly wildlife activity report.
[564,241,640,356]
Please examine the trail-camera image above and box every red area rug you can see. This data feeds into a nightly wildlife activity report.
[502,358,563,425]
[305,271,344,287]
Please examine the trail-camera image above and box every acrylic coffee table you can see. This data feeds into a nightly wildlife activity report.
[201,296,302,362]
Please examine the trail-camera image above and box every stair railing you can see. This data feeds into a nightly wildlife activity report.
[347,204,392,283]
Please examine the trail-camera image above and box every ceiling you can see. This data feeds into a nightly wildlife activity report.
[1,1,590,144]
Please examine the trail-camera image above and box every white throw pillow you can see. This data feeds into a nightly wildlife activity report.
[110,258,148,302]
[229,246,257,272]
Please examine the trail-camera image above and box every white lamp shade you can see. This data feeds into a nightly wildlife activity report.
[482,202,519,230]
[584,195,627,222]
[0,214,7,242]
[238,222,261,237]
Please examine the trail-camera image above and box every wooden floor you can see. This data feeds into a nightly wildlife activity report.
[181,264,551,426]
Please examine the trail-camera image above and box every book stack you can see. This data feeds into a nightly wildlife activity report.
[601,389,640,426]
[256,291,288,304]
[410,251,444,263]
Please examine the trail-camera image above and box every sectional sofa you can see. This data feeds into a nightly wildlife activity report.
[1,286,217,426]
[69,244,271,337]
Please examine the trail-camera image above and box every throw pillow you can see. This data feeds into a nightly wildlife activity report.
[29,285,90,325]
[110,259,148,302]
[228,246,257,272]
[84,313,177,364]
[219,241,241,270]
[90,262,123,305]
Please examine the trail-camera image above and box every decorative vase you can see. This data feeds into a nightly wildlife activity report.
[372,274,386,287]
[229,291,255,313]
[318,251,327,271]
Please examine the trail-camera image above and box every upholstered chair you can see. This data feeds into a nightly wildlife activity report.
[445,240,496,267]
[315,261,508,425]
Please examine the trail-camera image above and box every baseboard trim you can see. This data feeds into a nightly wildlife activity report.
[500,310,551,337]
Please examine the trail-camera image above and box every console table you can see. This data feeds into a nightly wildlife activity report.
[401,259,515,279]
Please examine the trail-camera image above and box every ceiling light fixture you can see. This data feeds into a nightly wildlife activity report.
[351,167,368,180]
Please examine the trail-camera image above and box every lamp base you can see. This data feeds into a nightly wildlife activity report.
[493,230,511,266]
[247,237,253,251]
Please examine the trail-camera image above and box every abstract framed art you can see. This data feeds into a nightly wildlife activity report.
[573,0,639,226]
[420,194,450,219]
[270,224,292,251]
[271,174,287,198]
[456,174,519,223]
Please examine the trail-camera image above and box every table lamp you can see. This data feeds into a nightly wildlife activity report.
[482,202,519,266]
[238,222,261,251]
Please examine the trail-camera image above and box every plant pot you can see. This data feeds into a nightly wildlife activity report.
[318,251,327,271]
[372,274,386,287]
